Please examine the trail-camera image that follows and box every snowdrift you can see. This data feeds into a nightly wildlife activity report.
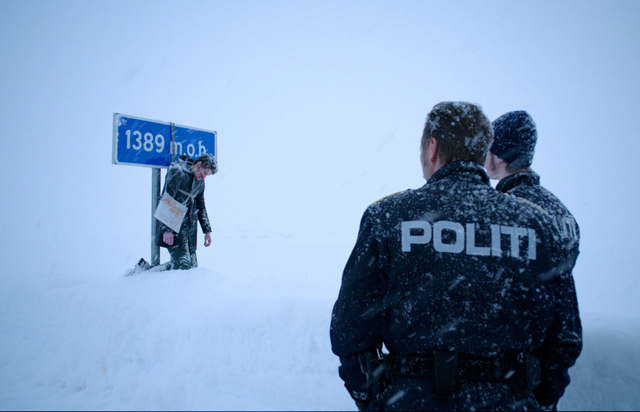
[1,268,638,411]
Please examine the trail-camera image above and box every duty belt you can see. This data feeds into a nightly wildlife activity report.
[389,352,515,381]
[387,350,540,400]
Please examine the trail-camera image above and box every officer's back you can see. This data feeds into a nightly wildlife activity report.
[486,110,582,409]
[330,102,579,411]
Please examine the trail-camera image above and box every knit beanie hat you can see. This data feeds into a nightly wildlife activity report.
[490,111,537,168]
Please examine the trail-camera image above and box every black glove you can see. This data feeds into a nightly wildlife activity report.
[345,384,370,411]
[355,399,369,411]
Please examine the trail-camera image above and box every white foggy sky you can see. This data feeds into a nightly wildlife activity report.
[0,0,639,316]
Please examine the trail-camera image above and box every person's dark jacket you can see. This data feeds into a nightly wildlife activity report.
[496,171,582,408]
[156,155,212,252]
[330,161,581,410]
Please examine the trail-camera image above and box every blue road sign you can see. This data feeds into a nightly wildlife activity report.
[112,113,217,168]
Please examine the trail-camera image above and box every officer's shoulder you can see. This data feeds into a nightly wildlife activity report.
[514,196,549,214]
[369,189,410,207]
[508,182,572,217]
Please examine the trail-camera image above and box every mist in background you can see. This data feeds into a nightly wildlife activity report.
[1,0,639,316]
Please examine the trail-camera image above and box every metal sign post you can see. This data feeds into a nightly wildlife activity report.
[151,168,161,266]
[112,113,217,266]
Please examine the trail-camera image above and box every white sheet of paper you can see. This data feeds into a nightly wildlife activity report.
[154,193,187,233]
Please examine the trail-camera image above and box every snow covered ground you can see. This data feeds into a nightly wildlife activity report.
[1,234,639,411]
[2,1,640,410]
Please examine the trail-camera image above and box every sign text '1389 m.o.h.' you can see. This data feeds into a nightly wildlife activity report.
[112,113,217,168]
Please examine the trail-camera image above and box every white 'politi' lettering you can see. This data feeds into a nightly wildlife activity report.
[466,223,491,256]
[433,221,465,253]
[401,220,537,260]
[401,221,431,252]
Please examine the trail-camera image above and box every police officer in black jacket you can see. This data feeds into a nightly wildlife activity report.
[330,102,581,411]
[486,110,582,410]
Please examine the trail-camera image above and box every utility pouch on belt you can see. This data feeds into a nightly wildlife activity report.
[510,353,541,400]
[433,350,458,399]
[358,344,393,402]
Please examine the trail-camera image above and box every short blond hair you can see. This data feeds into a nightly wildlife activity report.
[422,102,494,165]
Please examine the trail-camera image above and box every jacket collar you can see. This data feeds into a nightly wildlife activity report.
[427,160,490,186]
[176,155,196,176]
[496,171,540,193]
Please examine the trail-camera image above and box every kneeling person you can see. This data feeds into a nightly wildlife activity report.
[155,153,217,270]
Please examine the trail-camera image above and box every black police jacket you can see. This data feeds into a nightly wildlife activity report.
[155,155,212,253]
[497,171,582,407]
[497,171,579,265]
[330,161,579,407]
